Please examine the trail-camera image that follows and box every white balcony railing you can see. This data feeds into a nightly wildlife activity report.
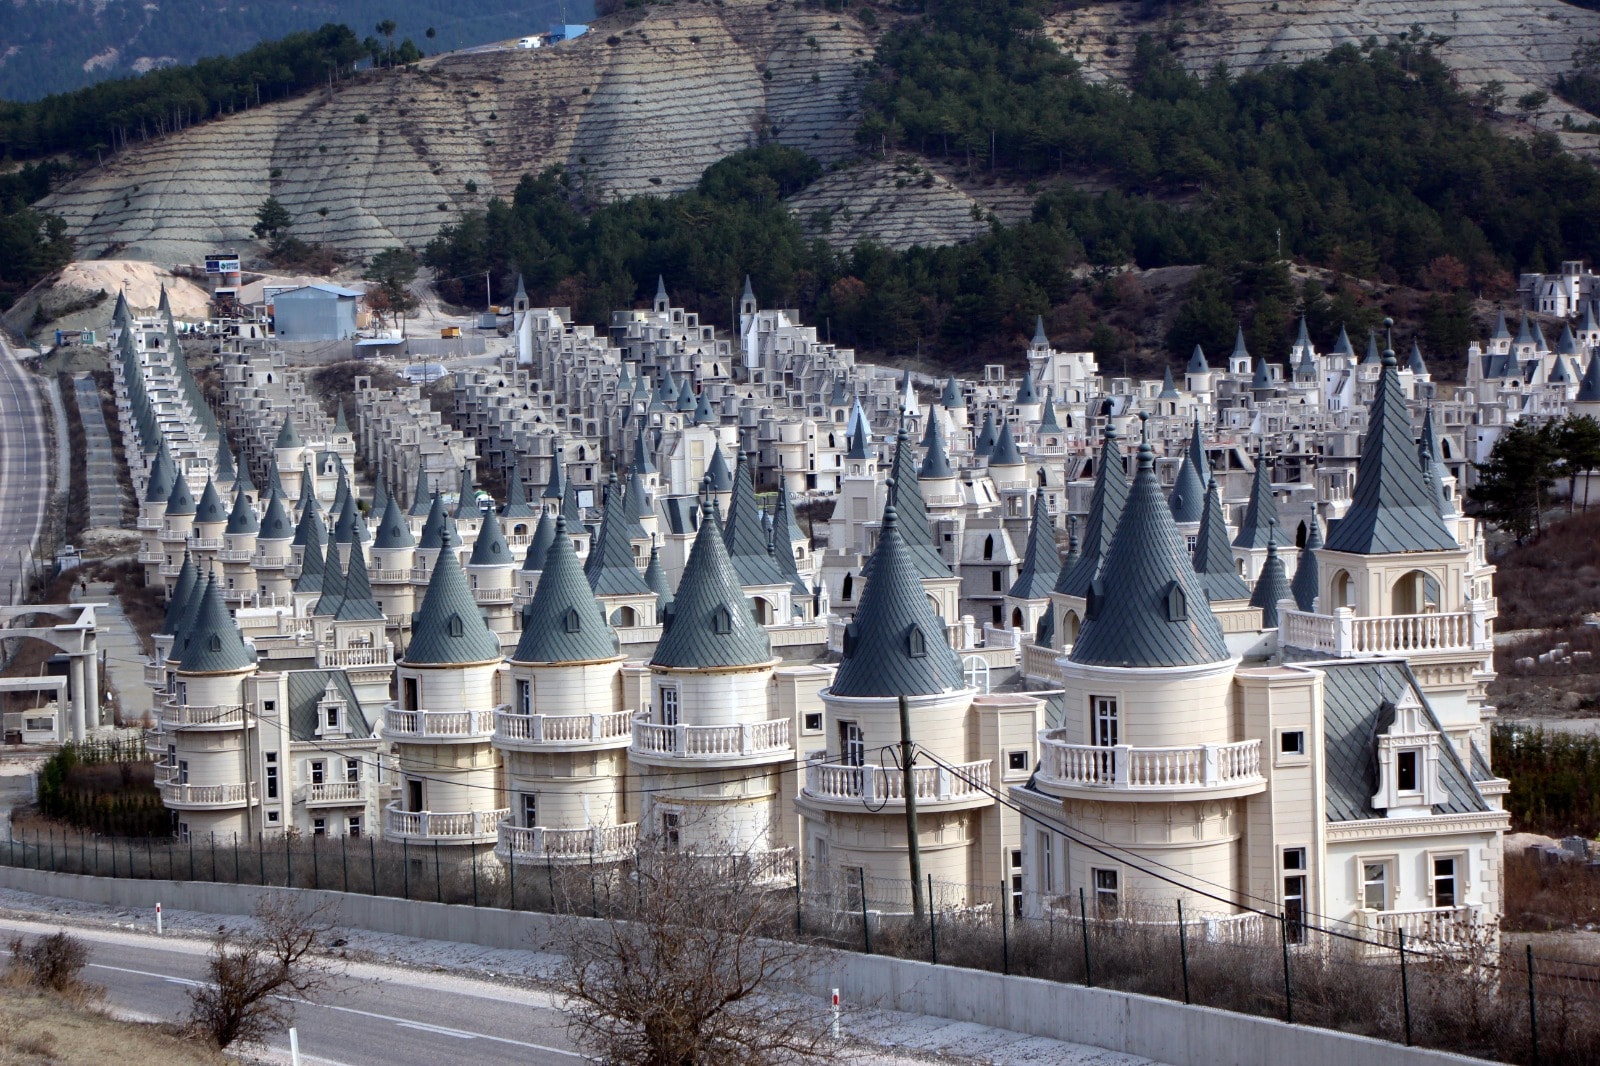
[216,548,257,563]
[496,821,638,863]
[1281,607,1489,658]
[316,644,395,669]
[1360,905,1483,953]
[143,662,169,689]
[304,781,365,805]
[1036,735,1263,794]
[371,568,412,583]
[158,778,257,808]
[494,709,633,747]
[470,586,515,604]
[156,703,250,730]
[383,705,500,740]
[802,758,993,807]
[384,804,507,842]
[631,717,792,761]
[1021,641,1064,684]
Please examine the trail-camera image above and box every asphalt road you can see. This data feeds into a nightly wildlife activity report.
[0,916,588,1065]
[0,334,50,606]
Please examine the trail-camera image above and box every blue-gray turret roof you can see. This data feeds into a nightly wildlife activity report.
[880,429,953,581]
[1039,390,1062,433]
[1187,345,1208,374]
[704,446,734,492]
[312,538,345,616]
[920,414,954,480]
[1193,477,1252,602]
[512,517,620,665]
[225,484,258,535]
[1324,348,1458,555]
[989,423,1024,466]
[335,538,383,621]
[942,375,965,409]
[1169,422,1206,525]
[974,411,998,454]
[502,465,535,519]
[1251,357,1272,391]
[215,439,237,483]
[631,418,657,475]
[374,493,415,549]
[1057,425,1128,597]
[584,479,651,597]
[624,467,653,533]
[409,467,434,516]
[651,496,773,670]
[177,576,257,673]
[145,441,177,504]
[1492,308,1511,341]
[1007,492,1061,600]
[1232,326,1249,361]
[1363,331,1381,365]
[1516,316,1535,347]
[724,453,790,588]
[165,473,196,516]
[1580,353,1600,403]
[332,493,359,544]
[1233,456,1288,549]
[418,494,455,551]
[159,552,198,635]
[1331,324,1355,357]
[293,520,326,594]
[291,496,325,550]
[845,420,871,462]
[404,544,503,666]
[1292,518,1322,612]
[1249,535,1291,629]
[1016,371,1039,406]
[452,465,478,518]
[275,415,302,449]
[469,513,513,567]
[643,542,675,613]
[1032,315,1048,347]
[1408,339,1428,376]
[1070,429,1230,669]
[522,510,557,571]
[831,501,965,699]
[694,389,716,426]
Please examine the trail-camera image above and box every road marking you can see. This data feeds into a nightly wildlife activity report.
[397,1020,477,1039]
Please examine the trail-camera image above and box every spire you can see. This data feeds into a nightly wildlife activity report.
[1169,421,1206,525]
[501,464,535,519]
[1069,423,1230,669]
[1232,326,1249,361]
[334,537,383,620]
[334,400,350,434]
[1016,370,1039,405]
[704,445,734,492]
[1324,341,1458,554]
[584,479,651,597]
[1580,352,1600,403]
[403,544,503,665]
[1296,315,1311,347]
[1515,316,1535,347]
[542,440,566,500]
[144,441,177,504]
[522,510,557,572]
[409,466,434,516]
[941,375,965,409]
[831,498,965,698]
[624,467,653,534]
[651,494,773,670]
[160,552,198,635]
[1250,356,1271,391]
[723,452,789,587]
[1408,339,1429,376]
[333,492,359,544]
[1492,308,1511,341]
[1292,518,1322,612]
[258,490,292,541]
[167,564,212,657]
[1331,324,1355,357]
[468,512,512,567]
[1558,322,1582,357]
[988,422,1023,466]
[1057,423,1128,597]
[1158,366,1179,399]
[693,389,716,426]
[881,427,952,580]
[643,541,675,614]
[1233,455,1288,549]
[655,274,669,305]
[1363,331,1381,365]
[771,475,811,599]
[275,414,302,449]
[176,576,257,673]
[1032,315,1048,347]
[195,478,229,524]
[631,416,657,474]
[1186,344,1208,374]
[225,484,258,535]
[418,493,454,551]
[1039,389,1062,432]
[1007,490,1061,600]
[215,439,237,483]
[974,411,998,454]
[165,473,197,517]
[373,492,415,549]
[312,538,345,616]
[512,515,620,665]
[920,414,954,479]
[452,464,478,518]
[291,495,326,551]
[1249,533,1291,629]
[1193,477,1252,602]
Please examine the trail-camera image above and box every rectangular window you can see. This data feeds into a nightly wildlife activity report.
[312,819,326,837]
[1284,875,1307,945]
[1281,730,1306,756]
[1397,750,1419,792]
[268,810,280,824]
[1433,857,1458,908]
[1091,697,1119,747]
[991,570,1002,591]
[1362,861,1389,911]
[840,721,865,767]
[407,778,424,813]
[1011,848,1024,917]
[310,760,325,785]
[326,705,340,730]
[265,752,278,800]
[177,760,189,785]
[1093,868,1120,917]
[263,700,275,714]
[1007,750,1029,772]
[177,822,189,844]
[662,811,681,849]
[842,865,864,910]
[1036,832,1055,896]
[517,679,532,715]
[348,816,362,838]
[522,793,538,829]
[660,686,679,726]
[345,758,360,783]
[175,681,187,704]
[803,712,823,733]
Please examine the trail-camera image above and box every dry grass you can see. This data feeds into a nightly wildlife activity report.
[1504,848,1600,932]
[1494,509,1600,631]
[0,984,227,1065]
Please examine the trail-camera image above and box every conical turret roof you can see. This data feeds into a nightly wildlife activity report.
[294,517,327,594]
[920,415,954,480]
[1016,371,1039,405]
[989,423,1024,466]
[584,480,651,597]
[1169,422,1206,525]
[409,467,435,516]
[468,512,513,567]
[502,464,535,519]
[1193,477,1252,602]
[404,544,503,665]
[941,375,965,409]
[704,446,733,492]
[165,473,197,516]
[1007,491,1061,600]
[312,539,345,616]
[643,542,674,613]
[651,497,773,670]
[1580,352,1600,403]
[522,511,556,571]
[225,485,258,535]
[275,415,302,449]
[145,441,177,504]
[974,411,998,454]
[373,493,416,549]
[1249,534,1291,629]
[831,500,965,698]
[1039,389,1062,432]
[1158,366,1179,399]
[160,553,198,635]
[1070,427,1230,669]
[452,465,478,518]
[724,453,789,587]
[1057,424,1128,597]
[215,439,237,483]
[1187,344,1208,374]
[176,575,257,673]
[542,441,566,500]
[511,517,620,665]
[1409,338,1430,375]
[1331,324,1355,357]
[1492,308,1511,341]
[418,494,453,551]
[1324,347,1457,554]
[1233,456,1288,549]
[334,538,383,621]
[879,428,952,581]
[1292,518,1322,612]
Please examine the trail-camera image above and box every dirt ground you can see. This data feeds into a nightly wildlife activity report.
[0,983,227,1065]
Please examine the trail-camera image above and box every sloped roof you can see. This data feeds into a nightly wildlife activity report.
[879,429,952,581]
[974,411,998,454]
[225,485,258,535]
[1491,308,1511,340]
[373,494,416,549]
[1168,422,1206,525]
[160,552,198,635]
[942,376,965,408]
[1292,518,1322,612]
[1324,351,1458,555]
[334,537,384,621]
[1249,538,1291,629]
[291,499,325,551]
[312,539,345,617]
[286,670,373,742]
[989,423,1024,466]
[643,542,675,612]
[418,494,455,551]
[144,442,177,504]
[1187,344,1208,374]
[1157,367,1179,399]
[1193,477,1252,602]
[920,415,954,480]
[1070,431,1230,669]
[1007,492,1061,600]
[1039,390,1062,433]
[522,510,557,571]
[1233,457,1288,549]
[1057,425,1128,597]
[511,516,620,664]
[1580,353,1600,403]
[1317,660,1491,822]
[584,479,651,597]
[404,545,503,665]
[831,501,966,699]
[704,446,734,492]
[469,512,513,567]
[165,473,196,516]
[409,466,435,516]
[177,576,257,673]
[1016,371,1039,405]
[502,465,536,519]
[651,497,773,670]
[275,415,302,449]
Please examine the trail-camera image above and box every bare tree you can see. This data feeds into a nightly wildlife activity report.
[553,842,826,1065]
[188,897,343,1049]
[6,931,93,997]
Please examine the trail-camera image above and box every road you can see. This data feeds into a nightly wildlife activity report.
[0,333,50,606]
[0,916,587,1065]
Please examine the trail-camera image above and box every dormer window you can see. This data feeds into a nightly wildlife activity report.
[1372,690,1448,815]
[907,627,926,658]
[1397,750,1419,792]
[713,605,732,635]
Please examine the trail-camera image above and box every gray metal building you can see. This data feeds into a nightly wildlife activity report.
[272,284,361,341]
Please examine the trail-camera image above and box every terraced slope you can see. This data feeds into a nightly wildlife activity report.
[40,1,876,264]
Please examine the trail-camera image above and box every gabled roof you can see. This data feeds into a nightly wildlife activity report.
[1233,456,1287,549]
[988,423,1024,466]
[404,545,503,666]
[225,484,258,535]
[1070,427,1230,669]
[584,479,651,597]
[722,452,790,588]
[651,496,773,670]
[165,473,197,517]
[1292,518,1322,612]
[1324,350,1458,555]
[334,537,384,621]
[1169,422,1206,525]
[1318,659,1491,822]
[177,576,257,673]
[511,516,620,665]
[1057,424,1128,597]
[1193,477,1252,602]
[160,552,198,635]
[1007,491,1061,600]
[286,670,373,741]
[1249,537,1291,628]
[373,493,416,549]
[831,500,965,699]
[469,512,513,567]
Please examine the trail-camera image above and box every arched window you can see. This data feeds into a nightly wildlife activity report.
[1011,608,1023,629]
[983,535,995,560]
[1063,610,1080,645]
[907,627,926,658]
[1390,569,1439,615]
[1331,570,1354,610]
[713,605,733,634]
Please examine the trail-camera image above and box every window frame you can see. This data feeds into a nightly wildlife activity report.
[1092,867,1120,917]
[1359,855,1396,911]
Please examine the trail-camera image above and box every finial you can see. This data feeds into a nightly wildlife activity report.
[1382,317,1398,367]
[1138,411,1149,442]
[1266,519,1278,556]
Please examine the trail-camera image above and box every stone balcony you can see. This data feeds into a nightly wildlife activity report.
[382,704,500,742]
[629,717,792,767]
[301,781,368,807]
[384,804,507,844]
[493,709,633,751]
[800,757,993,812]
[470,586,515,605]
[1357,905,1484,955]
[1281,605,1493,659]
[156,702,251,731]
[316,644,395,670]
[495,821,638,864]
[1035,734,1264,801]
[158,778,258,809]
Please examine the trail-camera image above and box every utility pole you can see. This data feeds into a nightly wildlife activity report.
[485,272,492,315]
[899,694,925,921]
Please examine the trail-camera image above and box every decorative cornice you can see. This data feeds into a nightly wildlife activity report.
[1326,810,1509,841]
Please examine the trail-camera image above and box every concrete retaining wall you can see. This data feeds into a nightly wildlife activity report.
[0,866,1490,1066]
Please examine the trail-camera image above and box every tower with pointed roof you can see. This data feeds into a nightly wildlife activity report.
[220,484,261,606]
[1232,452,1292,583]
[1045,422,1128,654]
[1003,488,1062,636]
[369,492,419,635]
[466,511,518,641]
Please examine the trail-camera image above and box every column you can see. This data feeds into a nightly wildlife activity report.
[68,654,85,742]
[85,634,101,728]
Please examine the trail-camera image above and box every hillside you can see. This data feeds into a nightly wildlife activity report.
[0,0,587,102]
[35,1,875,265]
